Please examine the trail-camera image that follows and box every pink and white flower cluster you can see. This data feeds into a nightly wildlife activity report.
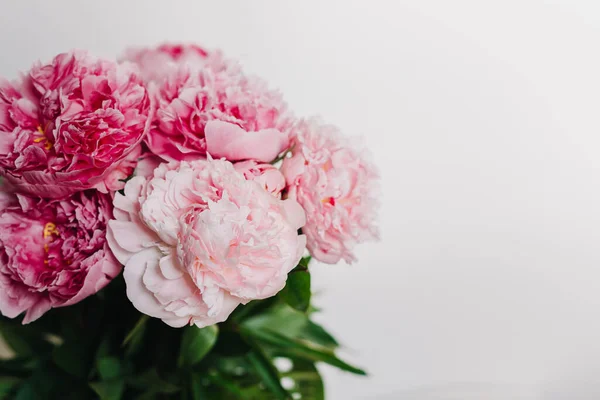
[0,44,379,326]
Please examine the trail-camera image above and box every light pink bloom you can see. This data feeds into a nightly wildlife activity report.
[122,43,229,83]
[0,51,153,199]
[145,61,292,162]
[234,160,286,197]
[107,159,306,328]
[205,120,289,163]
[0,190,120,324]
[282,118,379,264]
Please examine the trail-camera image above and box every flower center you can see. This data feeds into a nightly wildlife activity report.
[43,222,59,239]
[33,125,53,150]
[321,197,336,206]
[42,222,60,265]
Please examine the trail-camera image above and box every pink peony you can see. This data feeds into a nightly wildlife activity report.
[234,160,286,197]
[205,120,289,163]
[145,60,292,162]
[122,43,230,83]
[0,190,121,323]
[282,118,379,264]
[107,158,306,328]
[0,50,153,198]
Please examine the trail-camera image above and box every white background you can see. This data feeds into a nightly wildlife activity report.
[1,1,600,399]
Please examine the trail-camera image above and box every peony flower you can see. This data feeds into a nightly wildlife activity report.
[0,190,120,324]
[145,59,292,162]
[0,50,153,199]
[122,43,230,83]
[107,158,306,328]
[205,120,289,163]
[282,118,379,264]
[234,160,286,197]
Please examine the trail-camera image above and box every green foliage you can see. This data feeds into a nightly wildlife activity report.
[89,380,125,400]
[280,266,311,313]
[0,257,363,399]
[245,336,290,400]
[178,325,219,367]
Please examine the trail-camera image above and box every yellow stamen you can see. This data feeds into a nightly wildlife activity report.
[43,222,59,239]
[34,125,52,150]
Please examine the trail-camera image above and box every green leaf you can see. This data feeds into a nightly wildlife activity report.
[178,325,219,367]
[53,340,93,379]
[57,304,86,341]
[245,343,291,400]
[242,303,338,349]
[284,359,324,400]
[206,369,247,399]
[0,321,52,357]
[127,368,179,394]
[0,376,21,399]
[89,379,125,400]
[14,363,62,399]
[97,357,122,381]
[243,328,366,376]
[280,270,311,312]
[187,371,209,400]
[298,256,312,269]
[303,320,339,349]
[0,357,37,378]
[122,315,148,356]
[230,297,278,323]
[13,383,36,400]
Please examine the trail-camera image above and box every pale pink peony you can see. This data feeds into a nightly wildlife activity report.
[145,59,292,162]
[122,43,230,83]
[282,118,379,264]
[234,160,286,197]
[205,120,289,163]
[0,190,121,323]
[107,158,306,328]
[0,50,153,198]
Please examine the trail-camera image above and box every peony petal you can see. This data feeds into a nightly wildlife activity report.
[205,120,287,163]
[281,199,306,231]
[192,293,241,329]
[107,219,158,261]
[281,153,305,185]
[162,316,191,327]
[135,154,162,178]
[61,248,121,307]
[159,253,184,280]
[0,50,152,197]
[123,248,176,321]
[0,284,34,319]
[22,297,52,324]
[3,170,83,199]
[106,225,133,265]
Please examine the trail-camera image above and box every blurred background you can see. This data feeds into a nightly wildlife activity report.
[2,1,600,398]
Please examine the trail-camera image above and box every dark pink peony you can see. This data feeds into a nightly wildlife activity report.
[143,57,292,162]
[0,50,153,198]
[0,190,121,323]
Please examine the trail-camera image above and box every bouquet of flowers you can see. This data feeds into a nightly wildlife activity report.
[0,44,379,399]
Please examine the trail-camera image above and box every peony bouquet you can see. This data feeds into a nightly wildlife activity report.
[0,44,379,399]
